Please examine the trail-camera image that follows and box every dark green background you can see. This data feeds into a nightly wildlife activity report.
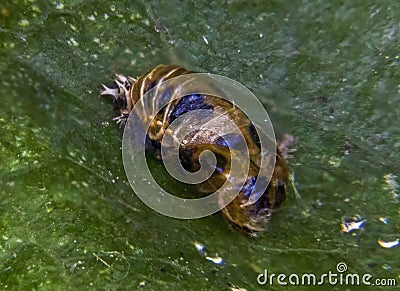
[1,0,399,290]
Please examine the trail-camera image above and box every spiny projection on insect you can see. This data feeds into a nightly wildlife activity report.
[101,64,293,233]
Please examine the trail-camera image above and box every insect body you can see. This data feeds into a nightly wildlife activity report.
[101,65,289,232]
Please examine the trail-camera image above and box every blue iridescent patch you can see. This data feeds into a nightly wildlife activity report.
[147,81,156,91]
[169,94,213,123]
[241,176,257,197]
